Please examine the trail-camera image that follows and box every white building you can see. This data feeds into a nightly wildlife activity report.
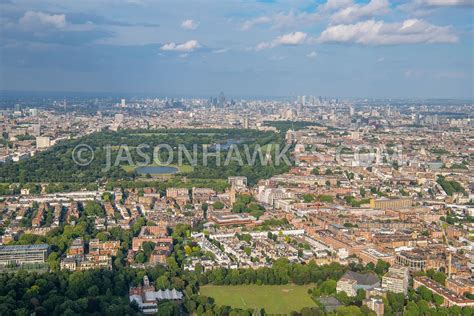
[36,136,51,149]
[382,266,410,294]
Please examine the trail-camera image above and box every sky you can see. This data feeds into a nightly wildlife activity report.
[0,0,473,99]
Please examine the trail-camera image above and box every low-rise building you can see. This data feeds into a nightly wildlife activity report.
[228,176,247,188]
[61,238,118,271]
[166,188,189,199]
[446,278,474,296]
[363,297,384,316]
[129,276,183,314]
[370,198,412,210]
[192,187,216,203]
[414,277,474,307]
[208,212,256,227]
[336,271,380,297]
[0,244,49,266]
[67,238,85,256]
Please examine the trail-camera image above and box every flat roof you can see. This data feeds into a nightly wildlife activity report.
[0,244,49,251]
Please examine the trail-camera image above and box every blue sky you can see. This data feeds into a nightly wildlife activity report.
[0,0,472,98]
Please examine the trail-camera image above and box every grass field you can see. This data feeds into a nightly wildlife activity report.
[200,284,316,314]
[121,163,193,174]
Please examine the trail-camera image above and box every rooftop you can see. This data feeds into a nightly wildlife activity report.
[340,271,380,286]
[0,244,49,251]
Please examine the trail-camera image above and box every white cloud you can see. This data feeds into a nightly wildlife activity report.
[125,0,147,5]
[242,10,321,30]
[317,19,458,45]
[306,51,318,58]
[320,0,354,12]
[19,11,66,30]
[276,31,308,45]
[330,0,390,24]
[241,0,390,30]
[242,16,272,30]
[243,0,388,31]
[398,0,473,14]
[256,31,307,50]
[181,19,198,30]
[272,11,321,29]
[411,0,473,7]
[212,48,229,54]
[161,40,200,52]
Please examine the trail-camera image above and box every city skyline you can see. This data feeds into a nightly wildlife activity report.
[0,0,473,99]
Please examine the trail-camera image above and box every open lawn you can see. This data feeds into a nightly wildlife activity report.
[121,163,193,174]
[200,284,316,314]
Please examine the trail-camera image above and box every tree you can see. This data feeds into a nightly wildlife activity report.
[135,251,146,263]
[47,252,60,271]
[405,301,420,316]
[335,306,363,316]
[387,292,405,313]
[355,289,366,304]
[416,300,430,315]
[142,242,156,257]
[317,195,333,203]
[417,286,433,302]
[184,245,192,255]
[83,201,105,217]
[232,202,246,213]
[102,192,112,202]
[335,291,352,305]
[88,285,99,297]
[213,201,224,209]
[375,259,390,276]
[303,194,315,203]
[432,271,447,286]
[433,293,444,306]
[319,279,337,295]
[96,232,109,242]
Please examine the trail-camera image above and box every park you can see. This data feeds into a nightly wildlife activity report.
[200,283,317,314]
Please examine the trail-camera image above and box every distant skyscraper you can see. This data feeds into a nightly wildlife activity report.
[296,103,303,113]
[218,92,226,107]
[415,113,421,125]
[121,99,126,107]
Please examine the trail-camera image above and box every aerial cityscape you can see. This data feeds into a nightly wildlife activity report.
[0,0,473,316]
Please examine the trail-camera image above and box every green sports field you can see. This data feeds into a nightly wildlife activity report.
[200,284,317,314]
